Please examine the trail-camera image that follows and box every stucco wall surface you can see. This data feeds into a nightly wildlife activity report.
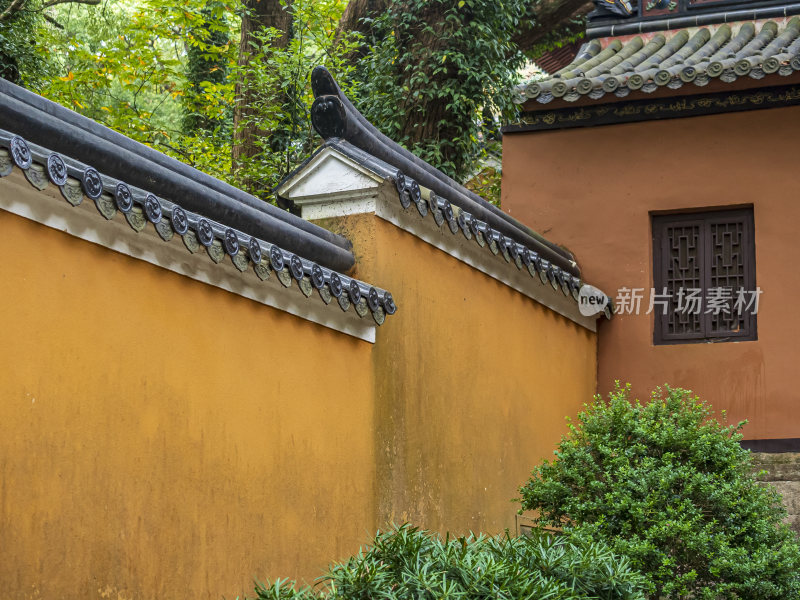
[329,214,598,536]
[501,104,800,440]
[752,452,800,534]
[0,209,376,600]
[1,176,598,599]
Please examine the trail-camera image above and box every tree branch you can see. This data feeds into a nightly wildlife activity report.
[41,0,101,9]
[513,0,593,54]
[43,12,64,28]
[0,0,26,23]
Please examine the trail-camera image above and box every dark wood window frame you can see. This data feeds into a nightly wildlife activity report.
[652,208,757,345]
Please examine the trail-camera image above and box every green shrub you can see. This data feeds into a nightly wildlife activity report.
[519,383,800,600]
[253,524,647,600]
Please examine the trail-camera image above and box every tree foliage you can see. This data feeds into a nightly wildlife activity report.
[253,524,647,600]
[1,0,42,83]
[183,0,232,135]
[519,384,800,600]
[0,0,590,205]
[21,0,238,182]
[351,0,526,180]
[513,0,591,57]
[231,0,358,195]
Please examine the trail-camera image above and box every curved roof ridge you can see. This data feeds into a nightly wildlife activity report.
[0,78,355,272]
[306,66,581,277]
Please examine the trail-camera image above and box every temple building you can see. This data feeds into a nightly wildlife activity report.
[503,0,800,521]
[3,1,800,594]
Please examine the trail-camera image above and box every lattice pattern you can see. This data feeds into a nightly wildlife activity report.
[653,209,756,344]
[709,219,747,334]
[666,223,702,336]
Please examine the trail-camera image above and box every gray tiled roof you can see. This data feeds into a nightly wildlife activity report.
[286,139,612,319]
[306,66,583,279]
[0,77,355,273]
[514,17,800,104]
[0,130,398,324]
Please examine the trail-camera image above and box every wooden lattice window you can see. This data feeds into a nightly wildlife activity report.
[652,208,757,345]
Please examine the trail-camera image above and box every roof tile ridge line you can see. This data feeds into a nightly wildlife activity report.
[735,20,780,59]
[706,22,746,61]
[545,41,598,79]
[314,140,612,321]
[707,21,757,76]
[742,18,800,71]
[658,28,712,71]
[0,77,352,256]
[549,40,601,78]
[626,44,798,97]
[556,40,625,81]
[607,34,667,77]
[635,29,691,73]
[0,89,355,273]
[583,37,644,79]
[683,24,732,68]
[764,20,800,72]
[0,131,397,324]
[306,66,581,278]
[586,2,800,38]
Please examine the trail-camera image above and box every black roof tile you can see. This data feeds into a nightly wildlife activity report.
[0,77,355,273]
[514,17,800,105]
[0,130,397,325]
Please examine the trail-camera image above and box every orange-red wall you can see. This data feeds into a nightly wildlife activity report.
[502,105,800,440]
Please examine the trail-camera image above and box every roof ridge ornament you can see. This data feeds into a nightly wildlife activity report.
[308,66,581,278]
[594,0,636,18]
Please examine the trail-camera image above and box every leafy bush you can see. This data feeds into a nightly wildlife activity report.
[252,524,647,600]
[519,384,800,600]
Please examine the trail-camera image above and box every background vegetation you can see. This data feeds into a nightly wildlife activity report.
[252,524,648,600]
[519,384,800,600]
[0,0,591,205]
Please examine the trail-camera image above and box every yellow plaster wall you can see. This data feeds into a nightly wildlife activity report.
[0,209,376,600]
[330,214,598,536]
[1,178,597,600]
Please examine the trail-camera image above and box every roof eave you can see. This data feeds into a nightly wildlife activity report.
[0,78,355,273]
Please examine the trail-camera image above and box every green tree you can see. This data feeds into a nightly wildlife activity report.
[0,0,96,84]
[230,0,357,195]
[253,524,647,600]
[229,0,595,198]
[519,384,800,600]
[183,0,232,135]
[29,0,238,182]
[4,0,597,205]
[231,0,292,185]
[349,0,526,180]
